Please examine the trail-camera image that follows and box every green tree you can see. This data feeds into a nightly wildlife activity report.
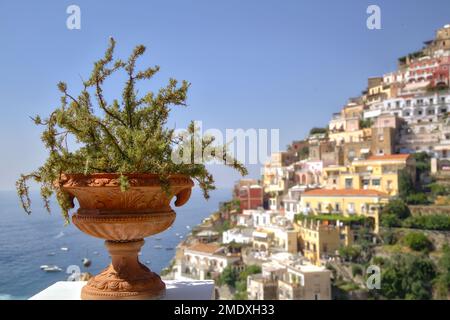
[402,232,433,252]
[298,146,309,160]
[381,199,411,227]
[412,152,431,180]
[406,193,430,205]
[217,266,238,287]
[398,169,415,200]
[381,254,436,300]
[309,127,328,135]
[339,245,362,263]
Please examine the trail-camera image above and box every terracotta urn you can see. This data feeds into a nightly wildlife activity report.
[59,173,194,300]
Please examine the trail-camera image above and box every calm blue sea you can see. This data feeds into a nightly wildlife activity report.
[0,187,230,300]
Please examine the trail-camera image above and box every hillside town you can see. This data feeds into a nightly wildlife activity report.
[163,24,450,300]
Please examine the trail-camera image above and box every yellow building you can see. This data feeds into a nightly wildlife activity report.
[295,219,343,266]
[329,128,372,146]
[300,188,390,233]
[324,154,416,196]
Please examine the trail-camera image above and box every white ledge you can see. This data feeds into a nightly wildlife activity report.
[29,280,215,300]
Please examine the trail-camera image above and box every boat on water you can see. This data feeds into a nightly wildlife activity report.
[154,237,162,241]
[145,261,151,265]
[165,247,174,251]
[60,247,69,251]
[40,265,62,272]
[154,245,163,249]
[47,252,56,256]
[186,225,191,229]
[82,258,92,268]
[93,251,99,255]
[179,235,183,239]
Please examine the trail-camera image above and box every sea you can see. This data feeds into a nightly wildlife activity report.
[0,187,231,300]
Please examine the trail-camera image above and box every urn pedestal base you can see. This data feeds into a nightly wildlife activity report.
[81,240,165,300]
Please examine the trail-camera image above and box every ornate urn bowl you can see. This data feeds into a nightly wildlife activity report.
[59,173,194,300]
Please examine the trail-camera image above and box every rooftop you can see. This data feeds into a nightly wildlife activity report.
[186,243,221,254]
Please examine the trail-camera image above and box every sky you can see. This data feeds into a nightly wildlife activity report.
[1,0,450,190]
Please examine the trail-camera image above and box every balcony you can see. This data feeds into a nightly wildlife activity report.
[29,280,215,300]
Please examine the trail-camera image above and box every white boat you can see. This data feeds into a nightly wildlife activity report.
[47,252,56,256]
[93,251,99,255]
[186,225,191,229]
[41,265,62,272]
[154,245,162,249]
[60,247,69,251]
[82,258,92,267]
[179,235,183,239]
[175,233,180,236]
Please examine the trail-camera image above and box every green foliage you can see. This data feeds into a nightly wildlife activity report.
[16,39,247,222]
[406,193,430,205]
[381,229,397,245]
[359,118,373,129]
[380,254,436,300]
[383,199,411,219]
[216,220,232,234]
[298,146,309,160]
[398,169,415,200]
[435,244,450,299]
[412,152,431,177]
[217,266,238,287]
[402,215,450,231]
[402,232,433,252]
[429,183,449,197]
[309,127,328,135]
[351,264,363,277]
[381,199,411,227]
[339,245,362,263]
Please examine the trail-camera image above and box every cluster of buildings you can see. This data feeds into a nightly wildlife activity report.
[170,24,450,300]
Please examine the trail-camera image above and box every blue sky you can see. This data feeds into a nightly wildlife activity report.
[1,0,450,190]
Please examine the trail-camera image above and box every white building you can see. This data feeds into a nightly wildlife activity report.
[175,243,241,280]
[222,228,253,244]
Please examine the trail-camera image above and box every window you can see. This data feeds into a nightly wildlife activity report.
[335,203,340,212]
[406,100,411,107]
[429,98,434,104]
[345,178,353,189]
[348,203,355,213]
[318,203,322,212]
[372,179,381,186]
